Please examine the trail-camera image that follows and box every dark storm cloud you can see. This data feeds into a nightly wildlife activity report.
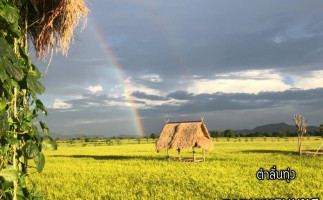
[132,91,168,101]
[90,0,323,77]
[167,91,194,100]
[138,88,323,116]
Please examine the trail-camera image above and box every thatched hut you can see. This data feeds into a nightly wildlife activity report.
[155,120,214,162]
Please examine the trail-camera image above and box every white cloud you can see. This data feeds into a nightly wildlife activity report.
[292,70,323,89]
[188,69,291,94]
[104,100,131,107]
[273,34,286,44]
[87,85,103,93]
[141,73,163,82]
[52,98,72,109]
[124,77,161,95]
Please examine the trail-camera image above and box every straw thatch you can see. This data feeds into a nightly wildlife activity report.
[155,121,214,151]
[27,0,88,59]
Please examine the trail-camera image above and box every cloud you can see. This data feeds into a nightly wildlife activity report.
[136,88,323,120]
[52,99,72,109]
[87,85,103,94]
[292,70,323,89]
[132,91,167,101]
[140,73,163,82]
[167,91,193,100]
[34,1,323,136]
[187,69,291,94]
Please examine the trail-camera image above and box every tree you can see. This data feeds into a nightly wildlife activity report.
[210,130,222,138]
[224,129,234,138]
[320,123,323,137]
[150,133,157,140]
[294,114,307,155]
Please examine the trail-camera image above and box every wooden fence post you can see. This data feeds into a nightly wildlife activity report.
[167,149,170,161]
[177,148,181,161]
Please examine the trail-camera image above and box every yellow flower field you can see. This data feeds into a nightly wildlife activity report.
[29,137,323,199]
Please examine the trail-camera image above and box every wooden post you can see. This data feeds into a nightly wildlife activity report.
[314,142,323,157]
[177,148,181,161]
[167,149,170,161]
[193,147,196,162]
[203,149,205,161]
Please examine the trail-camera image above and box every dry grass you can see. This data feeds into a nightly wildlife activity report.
[27,0,89,59]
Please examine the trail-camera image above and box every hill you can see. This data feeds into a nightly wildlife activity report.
[234,123,319,133]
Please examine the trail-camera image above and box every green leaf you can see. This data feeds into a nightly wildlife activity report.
[0,110,8,134]
[34,152,45,173]
[3,5,19,24]
[22,141,39,159]
[0,59,9,82]
[30,190,43,200]
[0,98,6,110]
[6,61,23,81]
[0,165,18,182]
[36,99,47,116]
[0,38,18,63]
[26,75,45,94]
[41,136,57,151]
[0,3,19,31]
[20,121,31,132]
[7,137,18,146]
[19,174,27,188]
[30,64,43,79]
[39,121,48,134]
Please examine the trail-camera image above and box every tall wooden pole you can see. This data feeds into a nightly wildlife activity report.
[177,148,181,161]
[203,149,205,161]
[193,147,196,162]
[167,149,170,161]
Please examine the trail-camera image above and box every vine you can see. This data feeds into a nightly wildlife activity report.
[0,1,57,199]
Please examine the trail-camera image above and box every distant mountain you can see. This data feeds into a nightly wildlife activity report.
[234,123,319,133]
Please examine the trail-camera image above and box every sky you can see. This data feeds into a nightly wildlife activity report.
[33,0,323,137]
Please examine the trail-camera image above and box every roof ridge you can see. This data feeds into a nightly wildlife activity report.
[167,120,202,124]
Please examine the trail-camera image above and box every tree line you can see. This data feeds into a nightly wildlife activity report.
[209,124,323,138]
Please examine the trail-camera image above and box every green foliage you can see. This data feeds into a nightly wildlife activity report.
[150,133,157,140]
[0,1,56,199]
[0,165,18,182]
[224,129,234,138]
[34,152,45,173]
[41,136,57,151]
[210,130,222,138]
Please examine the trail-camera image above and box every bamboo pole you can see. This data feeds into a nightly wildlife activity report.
[193,147,196,162]
[13,88,17,200]
[314,142,323,157]
[177,148,181,161]
[203,149,205,161]
[167,149,170,161]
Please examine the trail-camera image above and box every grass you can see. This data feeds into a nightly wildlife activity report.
[29,137,323,199]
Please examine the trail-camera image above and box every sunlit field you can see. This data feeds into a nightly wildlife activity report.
[29,137,323,199]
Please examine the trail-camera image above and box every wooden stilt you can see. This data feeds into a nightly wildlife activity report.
[167,149,170,161]
[314,142,323,157]
[203,149,205,161]
[193,147,196,162]
[177,148,181,161]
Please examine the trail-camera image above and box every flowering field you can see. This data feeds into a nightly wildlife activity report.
[29,137,323,199]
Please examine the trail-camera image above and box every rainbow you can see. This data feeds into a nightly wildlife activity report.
[89,23,145,138]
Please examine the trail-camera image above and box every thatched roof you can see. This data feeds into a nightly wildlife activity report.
[155,120,214,151]
[27,0,89,59]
